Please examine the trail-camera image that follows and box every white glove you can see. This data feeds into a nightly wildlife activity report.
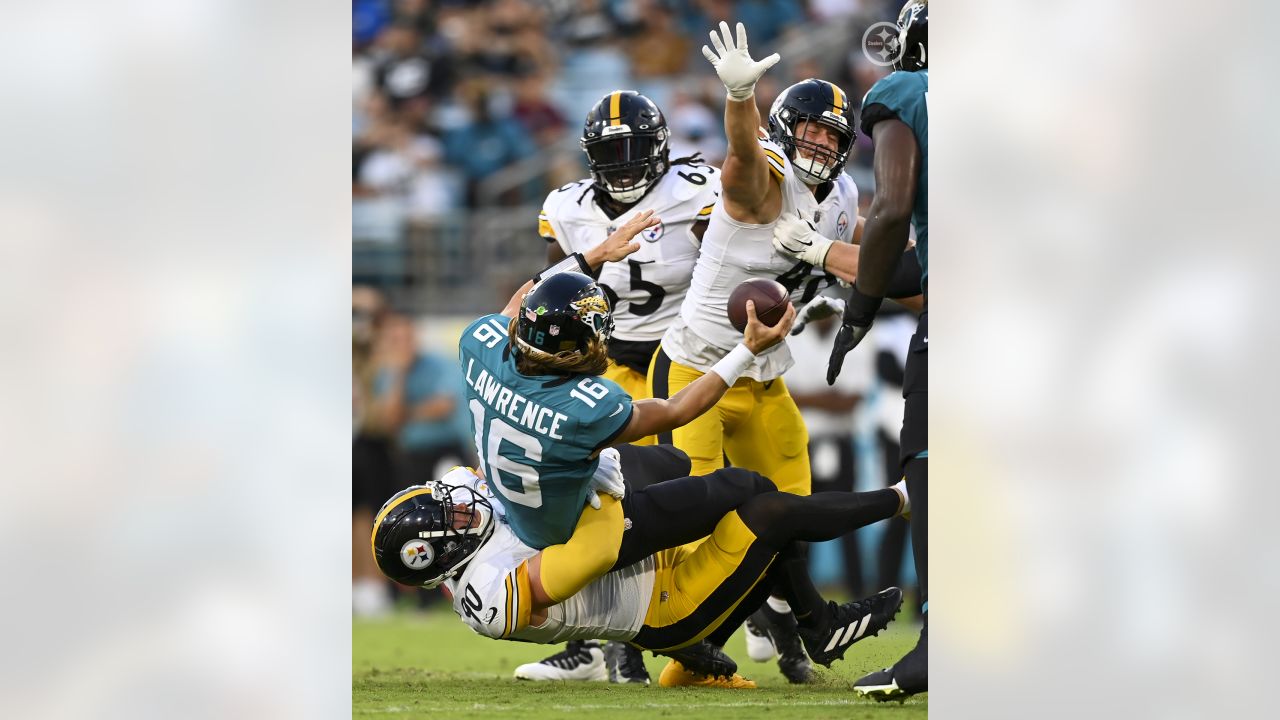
[701,21,780,102]
[790,296,846,336]
[773,213,834,268]
[585,447,625,510]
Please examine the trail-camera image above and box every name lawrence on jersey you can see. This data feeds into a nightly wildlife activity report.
[464,357,570,441]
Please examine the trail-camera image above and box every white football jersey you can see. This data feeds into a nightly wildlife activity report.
[662,134,859,381]
[440,467,656,645]
[538,165,720,343]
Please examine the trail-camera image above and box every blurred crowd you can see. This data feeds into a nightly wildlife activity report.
[352,0,903,227]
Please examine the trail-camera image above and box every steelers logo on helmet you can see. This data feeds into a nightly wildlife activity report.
[768,79,856,186]
[400,539,435,570]
[581,90,671,204]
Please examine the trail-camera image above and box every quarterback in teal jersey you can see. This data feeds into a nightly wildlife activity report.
[460,210,795,550]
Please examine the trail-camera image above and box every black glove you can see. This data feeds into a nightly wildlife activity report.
[827,283,883,385]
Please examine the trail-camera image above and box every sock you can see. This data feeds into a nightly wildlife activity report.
[766,597,791,614]
[891,477,909,516]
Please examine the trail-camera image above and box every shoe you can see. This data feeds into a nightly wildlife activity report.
[657,660,757,689]
[853,623,927,701]
[743,615,776,662]
[604,641,651,685]
[661,641,737,678]
[514,640,607,681]
[798,587,904,667]
[748,608,814,684]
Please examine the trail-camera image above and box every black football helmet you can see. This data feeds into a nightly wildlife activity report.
[515,271,613,359]
[768,79,856,186]
[371,481,495,588]
[894,0,928,71]
[581,90,670,203]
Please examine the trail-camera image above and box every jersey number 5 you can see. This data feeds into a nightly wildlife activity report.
[469,399,544,508]
[600,260,666,317]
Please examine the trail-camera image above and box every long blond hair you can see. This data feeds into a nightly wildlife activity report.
[507,316,609,377]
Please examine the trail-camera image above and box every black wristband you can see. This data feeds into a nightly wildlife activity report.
[845,283,884,327]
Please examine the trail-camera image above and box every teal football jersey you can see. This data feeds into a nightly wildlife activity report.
[458,313,634,548]
[862,69,928,283]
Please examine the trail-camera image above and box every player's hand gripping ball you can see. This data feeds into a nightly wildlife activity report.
[727,278,789,333]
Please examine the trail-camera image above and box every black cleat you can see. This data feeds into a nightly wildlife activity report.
[798,587,903,667]
[748,607,814,683]
[660,641,738,678]
[853,623,927,701]
[604,641,651,685]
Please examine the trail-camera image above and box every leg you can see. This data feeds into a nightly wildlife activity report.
[613,443,691,491]
[614,468,777,569]
[855,311,928,699]
[724,377,811,494]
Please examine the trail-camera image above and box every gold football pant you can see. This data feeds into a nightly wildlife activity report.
[631,510,774,652]
[648,347,811,495]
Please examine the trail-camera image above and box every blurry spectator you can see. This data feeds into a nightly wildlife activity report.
[558,0,618,48]
[373,20,456,109]
[443,82,538,205]
[784,309,876,599]
[512,72,569,147]
[353,286,393,617]
[357,118,464,221]
[666,89,726,165]
[468,0,549,77]
[370,313,473,489]
[354,0,393,48]
[870,306,919,600]
[628,2,691,79]
[808,0,866,22]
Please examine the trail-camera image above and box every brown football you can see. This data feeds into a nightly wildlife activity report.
[727,278,790,333]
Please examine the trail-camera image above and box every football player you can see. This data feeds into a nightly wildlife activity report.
[460,239,795,685]
[540,91,719,420]
[529,91,720,683]
[371,459,909,688]
[644,21,864,682]
[826,1,929,701]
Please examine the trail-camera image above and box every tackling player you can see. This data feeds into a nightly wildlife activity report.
[825,1,929,701]
[530,91,720,683]
[371,460,909,688]
[643,21,863,683]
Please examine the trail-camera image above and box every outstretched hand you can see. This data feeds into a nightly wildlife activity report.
[701,21,780,101]
[587,209,660,267]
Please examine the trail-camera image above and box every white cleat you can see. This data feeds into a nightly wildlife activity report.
[743,616,777,662]
[514,640,608,681]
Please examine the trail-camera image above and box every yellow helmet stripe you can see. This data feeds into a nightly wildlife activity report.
[609,91,622,126]
[370,486,435,550]
[829,82,845,115]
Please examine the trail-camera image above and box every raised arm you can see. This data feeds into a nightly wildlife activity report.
[702,22,782,224]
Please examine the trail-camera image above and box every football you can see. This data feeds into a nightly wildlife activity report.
[727,278,790,333]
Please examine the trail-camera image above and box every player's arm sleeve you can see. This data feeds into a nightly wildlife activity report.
[535,495,624,604]
[588,388,635,453]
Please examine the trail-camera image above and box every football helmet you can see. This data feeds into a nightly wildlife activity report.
[894,0,928,71]
[515,271,614,358]
[371,481,494,588]
[581,90,670,204]
[768,79,856,185]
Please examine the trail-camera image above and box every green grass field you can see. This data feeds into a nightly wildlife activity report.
[354,607,927,719]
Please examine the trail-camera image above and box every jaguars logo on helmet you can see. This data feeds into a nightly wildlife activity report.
[768,79,856,186]
[895,0,928,71]
[581,90,670,204]
[515,271,614,358]
[371,482,494,588]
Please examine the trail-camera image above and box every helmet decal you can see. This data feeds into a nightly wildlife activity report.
[400,539,434,570]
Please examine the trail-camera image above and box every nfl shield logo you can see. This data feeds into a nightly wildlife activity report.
[549,325,560,336]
